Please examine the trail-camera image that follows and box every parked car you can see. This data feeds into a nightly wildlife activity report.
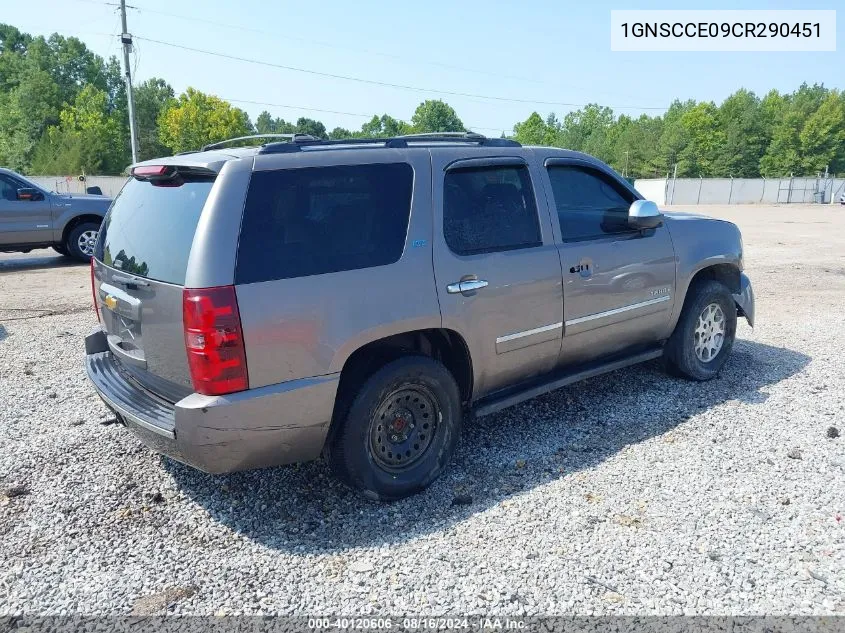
[0,168,112,260]
[84,132,754,500]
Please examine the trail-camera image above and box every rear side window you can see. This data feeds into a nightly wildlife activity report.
[546,165,635,242]
[235,163,413,284]
[95,177,214,284]
[443,165,541,256]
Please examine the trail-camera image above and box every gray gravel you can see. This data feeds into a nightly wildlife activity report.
[1,205,844,616]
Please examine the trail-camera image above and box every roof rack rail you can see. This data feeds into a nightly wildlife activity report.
[399,132,485,140]
[258,132,520,154]
[201,133,318,152]
[394,132,520,147]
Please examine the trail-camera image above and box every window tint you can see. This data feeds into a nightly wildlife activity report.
[546,165,636,242]
[235,163,413,284]
[0,175,20,201]
[443,165,541,255]
[95,177,214,284]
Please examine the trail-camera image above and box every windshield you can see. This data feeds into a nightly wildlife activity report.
[94,177,214,285]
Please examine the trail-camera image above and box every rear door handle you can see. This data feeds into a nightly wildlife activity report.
[447,279,489,294]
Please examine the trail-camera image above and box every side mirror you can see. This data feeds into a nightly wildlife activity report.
[628,200,662,231]
[17,188,44,202]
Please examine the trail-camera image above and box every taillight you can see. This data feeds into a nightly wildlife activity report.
[90,258,100,322]
[132,165,171,178]
[183,286,248,396]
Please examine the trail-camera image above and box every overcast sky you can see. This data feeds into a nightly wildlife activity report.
[7,0,844,134]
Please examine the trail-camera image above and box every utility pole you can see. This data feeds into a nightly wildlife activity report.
[120,0,139,164]
[623,151,630,178]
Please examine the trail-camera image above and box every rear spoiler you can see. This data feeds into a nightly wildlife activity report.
[131,165,216,185]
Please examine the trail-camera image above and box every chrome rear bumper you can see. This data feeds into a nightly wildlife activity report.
[85,329,339,474]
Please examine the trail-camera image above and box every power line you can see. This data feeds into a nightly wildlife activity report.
[222,98,511,133]
[224,99,375,120]
[113,2,546,86]
[134,35,667,112]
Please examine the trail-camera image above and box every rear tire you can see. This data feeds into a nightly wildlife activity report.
[664,280,737,381]
[326,356,462,501]
[66,221,100,261]
[52,244,69,256]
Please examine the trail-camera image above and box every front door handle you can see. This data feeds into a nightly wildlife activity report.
[447,279,489,294]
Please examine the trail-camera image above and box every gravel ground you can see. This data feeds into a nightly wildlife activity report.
[1,204,843,616]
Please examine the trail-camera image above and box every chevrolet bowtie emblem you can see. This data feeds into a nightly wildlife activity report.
[104,295,118,311]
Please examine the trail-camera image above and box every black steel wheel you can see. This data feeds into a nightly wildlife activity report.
[326,356,462,501]
[369,385,439,471]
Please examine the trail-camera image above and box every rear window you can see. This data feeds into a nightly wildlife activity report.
[95,177,214,284]
[235,163,413,284]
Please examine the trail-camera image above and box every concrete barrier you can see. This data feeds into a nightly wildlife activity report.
[633,178,666,205]
[27,175,127,198]
[635,177,845,205]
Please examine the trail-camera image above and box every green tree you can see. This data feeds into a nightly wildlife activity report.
[605,113,664,178]
[293,117,327,138]
[558,104,615,160]
[254,112,296,135]
[760,83,829,176]
[0,24,125,172]
[0,68,60,171]
[30,85,128,175]
[0,24,33,92]
[410,100,464,133]
[255,111,274,134]
[360,114,409,137]
[158,88,252,153]
[717,89,767,177]
[133,78,174,160]
[676,102,726,177]
[328,126,354,140]
[657,99,695,175]
[25,33,122,107]
[799,90,845,174]
[513,112,559,146]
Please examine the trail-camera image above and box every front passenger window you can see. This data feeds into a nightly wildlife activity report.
[547,165,636,242]
[0,176,19,201]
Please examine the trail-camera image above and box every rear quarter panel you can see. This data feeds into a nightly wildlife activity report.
[234,149,440,389]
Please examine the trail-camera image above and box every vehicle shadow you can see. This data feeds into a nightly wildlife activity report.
[166,338,809,553]
[0,251,81,273]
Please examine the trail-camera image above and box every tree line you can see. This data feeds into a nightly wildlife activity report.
[2,24,843,178]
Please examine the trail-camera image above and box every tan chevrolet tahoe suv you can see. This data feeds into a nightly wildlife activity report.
[85,132,754,500]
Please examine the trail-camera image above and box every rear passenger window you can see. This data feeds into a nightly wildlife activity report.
[235,163,413,284]
[443,165,542,255]
[546,165,636,242]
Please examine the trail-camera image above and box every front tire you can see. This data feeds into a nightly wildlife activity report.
[66,221,100,261]
[327,356,462,501]
[664,280,737,381]
[52,244,69,256]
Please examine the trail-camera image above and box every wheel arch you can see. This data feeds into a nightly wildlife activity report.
[669,261,742,333]
[332,328,474,413]
[688,262,741,294]
[61,214,104,246]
